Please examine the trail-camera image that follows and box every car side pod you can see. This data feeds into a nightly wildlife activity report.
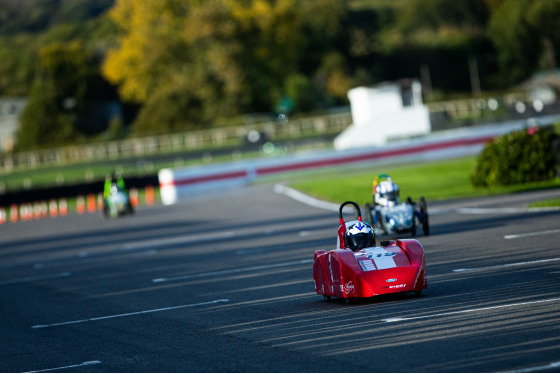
[395,239,427,293]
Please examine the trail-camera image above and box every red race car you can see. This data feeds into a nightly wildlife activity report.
[313,201,427,301]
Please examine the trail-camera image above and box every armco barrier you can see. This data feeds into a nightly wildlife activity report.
[158,131,497,205]
[159,164,255,205]
[1,189,159,223]
[0,175,158,206]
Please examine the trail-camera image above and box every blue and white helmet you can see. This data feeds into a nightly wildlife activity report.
[375,177,400,207]
[344,221,375,251]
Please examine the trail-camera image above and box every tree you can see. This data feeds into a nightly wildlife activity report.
[103,0,351,135]
[16,41,92,150]
[103,0,249,135]
[487,0,560,85]
[17,78,77,150]
[0,35,37,96]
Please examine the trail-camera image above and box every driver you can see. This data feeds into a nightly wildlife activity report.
[374,177,400,207]
[344,221,376,251]
[104,172,127,199]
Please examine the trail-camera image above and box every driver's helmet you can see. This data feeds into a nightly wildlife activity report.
[375,178,400,207]
[344,221,375,252]
[110,182,119,195]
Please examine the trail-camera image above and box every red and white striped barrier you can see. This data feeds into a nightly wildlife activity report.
[160,115,560,206]
[6,190,157,223]
[159,164,254,205]
[158,132,497,205]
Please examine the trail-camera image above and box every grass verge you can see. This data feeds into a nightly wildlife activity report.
[290,156,560,205]
[529,198,560,208]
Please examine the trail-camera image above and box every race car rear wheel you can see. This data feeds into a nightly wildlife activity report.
[420,197,430,236]
[375,211,386,234]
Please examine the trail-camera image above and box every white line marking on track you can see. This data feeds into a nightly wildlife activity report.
[274,183,560,215]
[505,228,560,239]
[382,297,560,323]
[453,257,560,273]
[299,230,323,237]
[31,299,228,329]
[274,184,339,211]
[0,272,70,286]
[457,207,560,214]
[152,259,314,283]
[502,360,560,373]
[123,231,235,250]
[25,360,101,372]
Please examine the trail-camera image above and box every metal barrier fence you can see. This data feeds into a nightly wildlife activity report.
[0,112,353,172]
[0,92,535,173]
[425,92,531,119]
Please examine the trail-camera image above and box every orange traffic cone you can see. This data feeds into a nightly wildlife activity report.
[130,188,139,207]
[10,204,18,222]
[20,204,31,221]
[26,203,33,220]
[33,202,41,219]
[49,199,58,217]
[145,185,155,206]
[76,195,85,214]
[97,193,104,210]
[87,194,96,213]
[41,201,48,218]
[59,198,68,216]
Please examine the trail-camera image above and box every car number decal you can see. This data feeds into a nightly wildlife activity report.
[365,247,397,269]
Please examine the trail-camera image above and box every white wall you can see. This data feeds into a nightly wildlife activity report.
[335,82,431,150]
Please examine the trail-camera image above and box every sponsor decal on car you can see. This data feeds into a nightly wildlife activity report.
[386,278,397,282]
[381,283,407,289]
[345,281,355,295]
[359,260,376,271]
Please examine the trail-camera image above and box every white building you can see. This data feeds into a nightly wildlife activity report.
[334,79,431,149]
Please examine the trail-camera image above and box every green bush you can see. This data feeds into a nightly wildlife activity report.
[471,127,557,187]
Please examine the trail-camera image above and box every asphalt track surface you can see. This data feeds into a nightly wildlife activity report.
[1,184,560,373]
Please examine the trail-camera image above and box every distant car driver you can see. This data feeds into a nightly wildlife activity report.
[374,176,400,207]
[104,172,127,199]
[344,221,376,251]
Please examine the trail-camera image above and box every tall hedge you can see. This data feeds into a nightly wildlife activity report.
[471,127,557,187]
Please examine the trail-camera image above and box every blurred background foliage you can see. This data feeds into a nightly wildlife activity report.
[471,128,558,187]
[1,0,559,150]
